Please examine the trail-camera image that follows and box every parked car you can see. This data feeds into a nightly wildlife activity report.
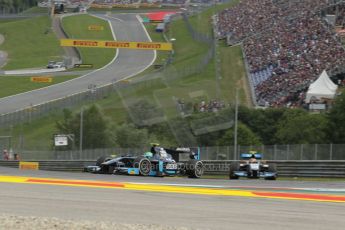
[229,151,277,180]
[47,61,64,69]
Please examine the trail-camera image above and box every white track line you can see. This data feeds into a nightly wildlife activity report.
[124,183,345,192]
[126,182,226,188]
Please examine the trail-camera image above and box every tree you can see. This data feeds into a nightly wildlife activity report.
[82,105,111,149]
[276,109,329,144]
[0,0,37,13]
[191,108,234,146]
[327,92,345,143]
[115,123,149,148]
[56,105,112,149]
[238,106,286,144]
[126,99,164,127]
[217,122,262,146]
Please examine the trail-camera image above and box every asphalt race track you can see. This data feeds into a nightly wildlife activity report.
[0,13,155,115]
[0,167,344,230]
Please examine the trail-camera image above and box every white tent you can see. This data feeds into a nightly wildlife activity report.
[305,70,338,103]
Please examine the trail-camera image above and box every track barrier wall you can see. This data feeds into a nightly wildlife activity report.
[1,160,345,178]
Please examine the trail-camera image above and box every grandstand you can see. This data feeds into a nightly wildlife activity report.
[216,0,345,107]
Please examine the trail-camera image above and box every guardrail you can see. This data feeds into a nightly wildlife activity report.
[202,160,345,178]
[3,67,66,75]
[1,160,345,178]
[0,160,93,172]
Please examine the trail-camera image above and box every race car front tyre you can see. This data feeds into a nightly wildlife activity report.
[186,160,204,178]
[268,163,277,173]
[134,157,151,176]
[265,163,277,180]
[108,165,115,174]
[229,162,239,179]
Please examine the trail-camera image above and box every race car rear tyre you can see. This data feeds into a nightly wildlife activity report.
[96,156,113,173]
[186,160,204,178]
[229,162,239,179]
[96,156,112,167]
[134,157,151,176]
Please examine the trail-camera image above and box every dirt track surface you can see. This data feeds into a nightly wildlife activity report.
[0,215,192,230]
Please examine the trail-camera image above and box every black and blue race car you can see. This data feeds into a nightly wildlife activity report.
[229,151,277,180]
[84,146,204,178]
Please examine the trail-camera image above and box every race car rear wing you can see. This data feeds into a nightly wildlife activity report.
[240,153,262,159]
[165,147,200,161]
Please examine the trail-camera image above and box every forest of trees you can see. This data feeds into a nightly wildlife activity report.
[0,0,38,14]
[55,92,345,149]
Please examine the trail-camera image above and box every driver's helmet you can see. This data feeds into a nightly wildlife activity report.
[249,151,257,158]
[150,143,160,154]
[159,148,168,158]
[151,143,160,147]
[154,146,161,154]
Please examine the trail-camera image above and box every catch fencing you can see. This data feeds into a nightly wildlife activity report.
[2,144,343,161]
[199,144,345,161]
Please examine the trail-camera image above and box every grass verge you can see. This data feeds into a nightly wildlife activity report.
[20,7,51,15]
[0,16,64,70]
[0,75,78,98]
[61,14,116,69]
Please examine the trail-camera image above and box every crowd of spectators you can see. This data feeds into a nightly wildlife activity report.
[175,98,226,116]
[92,0,188,5]
[195,99,226,113]
[161,0,187,5]
[215,0,337,44]
[216,0,345,107]
[93,0,139,4]
[92,0,216,6]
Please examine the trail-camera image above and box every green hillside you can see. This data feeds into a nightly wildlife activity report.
[0,1,248,150]
[0,16,63,70]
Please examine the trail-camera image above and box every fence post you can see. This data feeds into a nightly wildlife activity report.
[315,144,318,160]
[330,143,333,160]
[300,144,303,160]
[261,145,265,159]
[274,145,277,160]
[287,144,290,160]
[237,145,241,160]
[216,145,219,160]
[227,146,230,160]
